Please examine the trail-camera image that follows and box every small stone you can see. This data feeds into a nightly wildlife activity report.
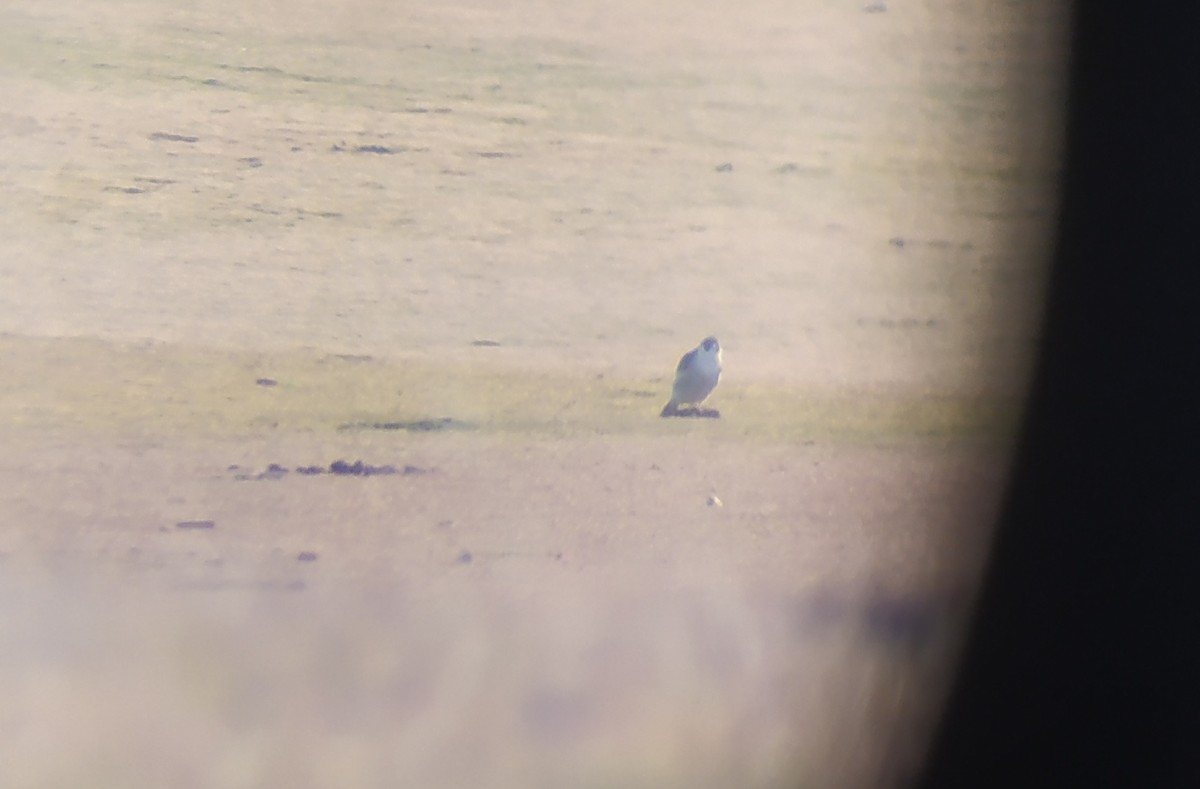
[707,495,723,507]
[149,132,199,143]
[297,551,319,562]
[354,144,403,155]
[330,459,364,475]
[262,463,289,479]
[176,520,216,530]
[457,551,473,564]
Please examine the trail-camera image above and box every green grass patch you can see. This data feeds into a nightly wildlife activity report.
[0,334,1023,445]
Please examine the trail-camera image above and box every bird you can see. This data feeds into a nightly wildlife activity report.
[660,336,722,417]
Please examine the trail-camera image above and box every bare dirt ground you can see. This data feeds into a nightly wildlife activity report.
[0,1,1067,786]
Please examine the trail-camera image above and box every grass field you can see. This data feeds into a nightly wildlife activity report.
[0,1,1067,786]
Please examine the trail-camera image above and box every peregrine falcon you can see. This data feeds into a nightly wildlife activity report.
[660,336,722,417]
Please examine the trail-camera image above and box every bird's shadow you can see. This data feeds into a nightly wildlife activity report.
[660,407,721,419]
